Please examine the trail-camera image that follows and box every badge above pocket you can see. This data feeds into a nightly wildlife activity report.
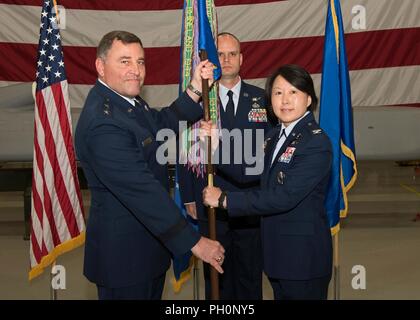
[248,97,267,122]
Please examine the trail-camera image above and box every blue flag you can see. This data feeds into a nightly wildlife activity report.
[173,0,220,292]
[171,169,198,293]
[198,0,221,80]
[178,0,221,175]
[319,0,357,235]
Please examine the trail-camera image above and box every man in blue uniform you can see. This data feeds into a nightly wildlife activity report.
[178,32,273,299]
[75,31,225,300]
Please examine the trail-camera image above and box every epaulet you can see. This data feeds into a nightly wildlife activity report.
[103,97,112,116]
[306,121,323,135]
[95,97,113,118]
[311,128,323,135]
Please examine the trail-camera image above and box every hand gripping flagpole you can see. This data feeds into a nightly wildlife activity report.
[200,50,219,300]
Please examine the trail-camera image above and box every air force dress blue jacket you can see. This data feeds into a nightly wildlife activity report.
[75,81,203,287]
[227,112,333,280]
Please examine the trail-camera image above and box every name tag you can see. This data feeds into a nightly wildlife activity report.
[279,147,296,163]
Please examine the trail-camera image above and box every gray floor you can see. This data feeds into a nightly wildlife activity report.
[0,160,419,299]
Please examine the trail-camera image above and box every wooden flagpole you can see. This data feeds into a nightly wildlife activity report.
[333,232,340,300]
[50,260,57,300]
[193,256,200,300]
[52,0,60,25]
[200,50,219,300]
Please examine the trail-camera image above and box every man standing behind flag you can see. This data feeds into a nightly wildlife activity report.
[179,32,273,299]
[75,30,225,300]
[30,0,85,280]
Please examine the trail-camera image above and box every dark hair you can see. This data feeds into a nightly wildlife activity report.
[97,31,143,59]
[265,64,318,117]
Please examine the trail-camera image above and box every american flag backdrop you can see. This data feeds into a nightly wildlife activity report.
[0,0,419,111]
[0,0,417,282]
[29,0,85,280]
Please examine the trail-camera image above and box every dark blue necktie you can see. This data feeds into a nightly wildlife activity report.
[225,90,235,128]
[280,128,287,139]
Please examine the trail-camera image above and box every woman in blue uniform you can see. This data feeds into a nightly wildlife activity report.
[202,64,333,300]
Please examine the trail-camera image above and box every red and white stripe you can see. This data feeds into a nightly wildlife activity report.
[30,79,85,279]
[0,0,419,109]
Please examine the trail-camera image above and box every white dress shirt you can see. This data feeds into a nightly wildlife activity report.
[270,111,310,166]
[219,80,241,115]
[98,78,136,106]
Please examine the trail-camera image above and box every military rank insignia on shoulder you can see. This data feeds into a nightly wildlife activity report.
[290,133,303,146]
[103,98,112,116]
[311,129,322,135]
